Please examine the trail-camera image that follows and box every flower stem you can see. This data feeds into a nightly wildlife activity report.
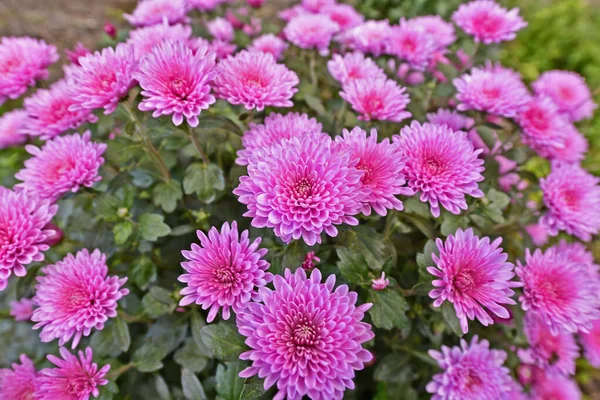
[107,363,134,380]
[187,126,210,164]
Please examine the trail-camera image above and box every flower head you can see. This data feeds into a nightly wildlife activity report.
[327,52,386,85]
[236,112,322,166]
[340,78,411,122]
[213,50,299,111]
[426,108,474,131]
[15,131,106,203]
[427,336,514,399]
[301,251,320,270]
[530,374,581,400]
[127,21,192,60]
[301,0,335,13]
[284,14,339,56]
[249,34,288,60]
[452,0,527,44]
[32,249,129,348]
[187,0,227,11]
[525,223,550,246]
[545,127,588,164]
[207,17,235,42]
[321,4,363,31]
[0,109,28,149]
[336,20,392,56]
[580,319,600,368]
[411,15,456,49]
[237,268,374,400]
[9,298,35,321]
[0,354,38,400]
[65,42,91,66]
[387,20,437,71]
[124,0,189,27]
[36,347,110,400]
[178,221,272,322]
[540,163,600,241]
[371,272,389,290]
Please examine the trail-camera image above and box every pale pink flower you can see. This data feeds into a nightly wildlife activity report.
[127,21,192,60]
[426,108,474,131]
[9,298,35,321]
[0,109,28,149]
[340,78,411,122]
[387,19,438,70]
[371,272,389,290]
[301,0,335,13]
[452,0,527,44]
[336,20,392,56]
[321,4,364,31]
[124,0,190,27]
[207,17,235,42]
[327,52,386,85]
[284,14,340,56]
[580,319,600,368]
[0,354,38,400]
[187,0,227,11]
[249,34,288,60]
[530,374,581,400]
[411,15,457,49]
[65,42,91,66]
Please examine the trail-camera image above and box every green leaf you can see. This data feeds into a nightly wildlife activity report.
[374,354,410,382]
[133,316,188,372]
[342,226,397,271]
[304,94,326,116]
[336,247,369,285]
[182,369,207,400]
[132,343,165,372]
[487,188,511,210]
[129,256,157,290]
[113,221,133,245]
[90,322,123,358]
[475,126,498,150]
[139,213,171,242]
[94,194,120,222]
[174,339,210,373]
[113,317,131,352]
[130,168,155,188]
[216,362,246,400]
[440,214,469,236]
[142,286,176,318]
[153,180,183,213]
[200,322,247,361]
[368,290,410,330]
[240,376,268,400]
[191,310,214,358]
[183,163,225,203]
[441,302,464,337]
[155,375,172,400]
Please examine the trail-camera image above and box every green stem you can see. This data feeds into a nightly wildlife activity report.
[187,126,210,164]
[309,51,317,87]
[107,363,135,380]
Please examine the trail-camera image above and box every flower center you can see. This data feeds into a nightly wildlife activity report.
[357,163,373,184]
[424,157,444,175]
[472,12,501,35]
[561,189,579,209]
[401,37,417,53]
[558,86,575,101]
[525,106,550,131]
[214,268,237,286]
[294,178,313,197]
[462,368,483,389]
[0,58,22,73]
[292,320,319,347]
[482,85,501,100]
[454,269,476,292]
[171,77,189,98]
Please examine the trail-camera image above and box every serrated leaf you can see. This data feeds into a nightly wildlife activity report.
[487,188,510,210]
[368,290,410,330]
[343,226,396,271]
[216,362,246,400]
[183,163,225,203]
[142,286,176,318]
[200,322,247,361]
[113,221,133,245]
[182,369,207,400]
[113,317,131,352]
[336,247,369,285]
[153,180,183,213]
[441,302,464,337]
[139,213,171,242]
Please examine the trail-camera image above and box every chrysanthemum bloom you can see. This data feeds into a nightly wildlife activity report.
[187,0,227,11]
[427,336,514,399]
[427,228,519,333]
[301,251,320,270]
[284,14,340,56]
[0,37,58,103]
[178,221,271,322]
[234,132,365,245]
[336,20,392,56]
[371,272,389,290]
[393,122,485,217]
[525,223,550,247]
[15,131,106,203]
[210,39,238,60]
[124,0,189,27]
[580,319,600,368]
[516,247,600,334]
[530,374,581,400]
[426,108,474,131]
[133,41,217,127]
[555,240,598,271]
[327,52,386,85]
[452,0,527,44]
[411,15,456,49]
[340,78,411,122]
[247,0,264,8]
[0,354,38,400]
[127,21,192,60]
[539,163,600,241]
[213,50,299,111]
[237,268,374,400]
[545,127,588,164]
[321,4,364,31]
[9,298,35,321]
[335,127,413,216]
[454,63,530,117]
[236,112,322,166]
[0,109,28,149]
[0,188,57,291]
[36,347,110,400]
[278,5,311,22]
[68,43,137,115]
[301,0,335,13]
[533,70,597,122]
[248,34,288,60]
[65,42,91,66]
[32,249,129,348]
[386,20,437,71]
[207,17,235,42]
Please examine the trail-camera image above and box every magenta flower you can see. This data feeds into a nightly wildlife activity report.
[411,15,457,49]
[127,21,192,60]
[321,4,364,31]
[555,240,598,271]
[65,42,91,66]
[301,251,320,270]
[213,50,299,111]
[133,41,217,127]
[0,37,58,103]
[516,247,600,334]
[237,268,374,400]
[525,223,550,247]
[371,272,389,290]
[0,109,28,149]
[249,34,288,60]
[124,0,189,27]
[533,70,597,122]
[178,221,271,322]
[284,14,340,56]
[209,39,238,60]
[327,52,386,85]
[301,0,335,13]
[207,17,235,42]
[187,0,227,11]
[68,43,137,115]
[454,63,530,117]
[427,228,520,333]
[0,354,38,400]
[580,319,600,368]
[36,347,110,400]
[393,122,484,217]
[336,20,392,56]
[540,163,600,241]
[9,297,35,321]
[427,336,514,399]
[387,20,437,71]
[452,0,527,44]
[236,112,322,166]
[530,374,581,400]
[32,249,129,348]
[340,78,411,122]
[426,108,474,131]
[0,188,57,291]
[15,131,106,203]
[335,127,413,216]
[233,131,365,246]
[545,127,588,164]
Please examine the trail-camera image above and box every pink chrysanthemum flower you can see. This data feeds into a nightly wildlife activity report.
[555,240,598,272]
[32,249,129,348]
[0,37,58,103]
[22,80,98,140]
[210,39,238,60]
[452,0,527,44]
[236,112,322,166]
[213,50,299,111]
[127,21,192,60]
[427,228,520,333]
[545,127,588,164]
[0,188,57,291]
[237,268,374,400]
[0,109,28,149]
[539,163,600,241]
[530,374,581,400]
[387,20,437,71]
[36,347,109,400]
[65,42,91,66]
[411,15,457,49]
[335,127,413,216]
[0,354,38,400]
[454,63,530,117]
[516,247,600,334]
[580,319,600,368]
[340,78,411,122]
[301,251,320,270]
[9,297,35,321]
[336,20,392,56]
[284,14,340,56]
[393,122,485,217]
[178,221,272,322]
[124,0,189,27]
[371,272,389,290]
[301,0,335,13]
[427,336,514,400]
[327,52,386,85]
[321,4,364,31]
[187,0,227,11]
[426,108,474,131]
[233,132,365,246]
[525,223,550,247]
[68,43,137,115]
[133,41,217,127]
[15,131,106,203]
[248,34,288,60]
[533,70,597,122]
[207,17,235,42]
